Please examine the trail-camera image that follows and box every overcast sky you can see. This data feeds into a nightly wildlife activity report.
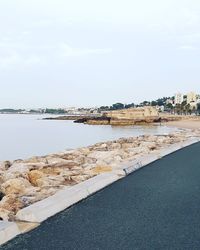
[0,0,200,108]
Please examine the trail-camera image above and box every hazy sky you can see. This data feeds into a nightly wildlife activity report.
[0,0,200,108]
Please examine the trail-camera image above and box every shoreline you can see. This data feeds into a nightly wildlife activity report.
[1,124,200,245]
[43,113,200,126]
[163,119,200,129]
[0,129,200,245]
[1,127,200,220]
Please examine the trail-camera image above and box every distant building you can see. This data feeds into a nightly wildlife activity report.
[174,93,183,105]
[166,98,174,105]
[187,92,197,104]
[166,99,173,104]
[156,105,165,112]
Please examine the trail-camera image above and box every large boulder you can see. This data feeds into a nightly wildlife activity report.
[0,208,11,220]
[28,170,44,186]
[35,175,65,188]
[92,165,112,174]
[0,194,24,216]
[0,161,11,171]
[2,163,31,181]
[23,156,48,164]
[1,178,32,195]
[70,174,90,183]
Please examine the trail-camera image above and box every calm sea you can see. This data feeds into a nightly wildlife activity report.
[0,114,176,161]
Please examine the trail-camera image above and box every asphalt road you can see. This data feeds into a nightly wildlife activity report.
[2,142,200,250]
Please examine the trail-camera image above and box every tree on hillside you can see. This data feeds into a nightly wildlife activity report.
[151,101,157,106]
[156,99,164,106]
[197,103,200,115]
[166,103,173,113]
[110,103,125,110]
[142,101,150,106]
[124,103,135,109]
[45,109,66,114]
[99,106,110,111]
[185,104,191,115]
[175,104,181,115]
[192,106,196,114]
[181,101,187,115]
[183,95,187,101]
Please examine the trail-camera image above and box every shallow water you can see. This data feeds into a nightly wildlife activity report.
[0,114,176,161]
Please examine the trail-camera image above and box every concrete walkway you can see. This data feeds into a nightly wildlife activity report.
[2,142,200,250]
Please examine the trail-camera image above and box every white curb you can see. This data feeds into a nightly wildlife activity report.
[16,173,120,223]
[0,221,20,246]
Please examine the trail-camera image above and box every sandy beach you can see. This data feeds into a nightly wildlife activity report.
[165,119,200,129]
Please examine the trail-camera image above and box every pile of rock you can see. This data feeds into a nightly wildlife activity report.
[0,129,199,221]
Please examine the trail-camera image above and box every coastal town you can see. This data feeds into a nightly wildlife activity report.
[0,91,200,116]
[39,91,200,126]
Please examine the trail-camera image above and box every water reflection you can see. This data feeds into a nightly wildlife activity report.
[0,114,177,161]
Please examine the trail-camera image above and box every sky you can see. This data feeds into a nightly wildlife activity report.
[0,0,200,108]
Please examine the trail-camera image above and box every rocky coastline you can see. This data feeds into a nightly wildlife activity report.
[44,107,192,126]
[74,116,162,125]
[44,114,200,126]
[0,128,200,221]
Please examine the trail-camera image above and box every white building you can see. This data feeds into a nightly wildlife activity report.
[187,92,197,104]
[174,93,183,105]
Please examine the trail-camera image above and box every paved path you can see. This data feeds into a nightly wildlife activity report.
[2,142,200,250]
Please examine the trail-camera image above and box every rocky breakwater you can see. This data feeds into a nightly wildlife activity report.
[0,129,200,221]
